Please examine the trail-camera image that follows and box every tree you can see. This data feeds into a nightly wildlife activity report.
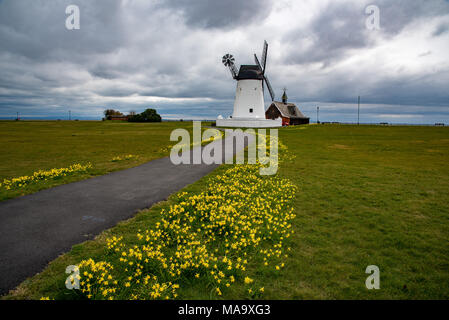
[104,109,123,117]
[104,109,125,120]
[128,108,162,123]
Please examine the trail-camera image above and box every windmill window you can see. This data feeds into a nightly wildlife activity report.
[249,108,254,113]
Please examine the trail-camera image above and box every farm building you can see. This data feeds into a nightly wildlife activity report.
[106,115,129,121]
[265,90,310,126]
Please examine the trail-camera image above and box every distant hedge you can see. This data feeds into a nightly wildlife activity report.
[128,109,162,123]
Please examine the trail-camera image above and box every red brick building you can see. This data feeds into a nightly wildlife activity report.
[265,91,309,126]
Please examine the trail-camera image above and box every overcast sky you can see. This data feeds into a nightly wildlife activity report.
[0,0,448,123]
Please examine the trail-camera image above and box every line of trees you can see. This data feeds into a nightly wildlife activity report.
[104,108,162,122]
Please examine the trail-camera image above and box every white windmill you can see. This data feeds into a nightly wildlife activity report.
[216,41,282,128]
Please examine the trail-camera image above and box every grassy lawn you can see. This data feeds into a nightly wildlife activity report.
[3,124,449,299]
[279,124,449,299]
[0,121,195,201]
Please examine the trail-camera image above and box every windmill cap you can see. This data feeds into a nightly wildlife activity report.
[237,65,264,80]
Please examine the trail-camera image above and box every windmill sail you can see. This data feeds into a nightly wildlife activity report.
[261,40,268,72]
[255,46,274,101]
[254,54,263,72]
[264,75,275,101]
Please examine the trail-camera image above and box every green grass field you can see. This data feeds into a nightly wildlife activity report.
[2,122,449,299]
[0,121,194,201]
[279,125,449,299]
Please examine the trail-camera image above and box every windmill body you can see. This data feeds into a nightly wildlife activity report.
[217,41,282,128]
[233,65,265,119]
[233,78,264,119]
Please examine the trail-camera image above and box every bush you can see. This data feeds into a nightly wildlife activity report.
[128,109,162,123]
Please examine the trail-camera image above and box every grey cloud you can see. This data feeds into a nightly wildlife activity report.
[285,66,449,107]
[283,0,449,66]
[0,0,126,62]
[433,22,449,36]
[0,0,448,123]
[418,51,432,57]
[161,0,272,29]
[377,0,449,35]
[283,2,370,66]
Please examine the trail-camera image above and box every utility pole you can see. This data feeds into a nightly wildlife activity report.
[358,96,360,125]
[69,110,71,121]
[317,106,320,124]
[16,112,19,121]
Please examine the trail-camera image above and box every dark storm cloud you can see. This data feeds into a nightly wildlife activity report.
[283,2,369,65]
[0,0,126,62]
[161,0,272,29]
[377,0,449,35]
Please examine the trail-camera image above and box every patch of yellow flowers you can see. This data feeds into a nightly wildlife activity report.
[111,154,138,162]
[0,163,92,191]
[47,134,297,300]
[75,171,296,299]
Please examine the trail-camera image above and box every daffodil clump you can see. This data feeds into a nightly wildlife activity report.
[111,154,138,162]
[69,156,297,300]
[0,163,92,190]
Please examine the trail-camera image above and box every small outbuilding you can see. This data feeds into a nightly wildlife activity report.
[265,90,310,126]
[106,115,129,121]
